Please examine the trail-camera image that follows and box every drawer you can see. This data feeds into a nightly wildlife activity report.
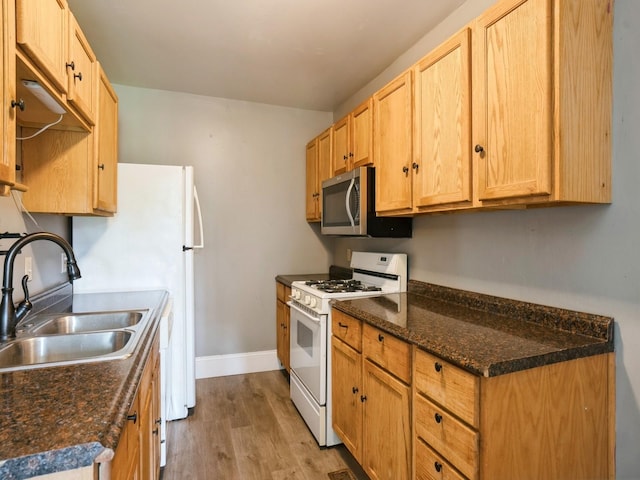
[363,323,411,384]
[332,309,362,352]
[415,394,478,480]
[415,349,479,427]
[416,438,466,480]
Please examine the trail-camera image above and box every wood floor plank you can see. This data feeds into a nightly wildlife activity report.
[161,371,367,480]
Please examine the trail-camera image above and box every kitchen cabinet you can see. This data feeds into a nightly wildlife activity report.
[331,310,411,480]
[20,65,118,215]
[373,70,413,214]
[0,0,17,190]
[413,28,472,213]
[414,348,614,479]
[112,329,161,480]
[332,98,373,176]
[275,281,291,373]
[305,127,332,222]
[472,0,612,206]
[16,0,96,126]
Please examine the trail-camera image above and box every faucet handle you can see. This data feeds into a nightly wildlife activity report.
[15,275,33,322]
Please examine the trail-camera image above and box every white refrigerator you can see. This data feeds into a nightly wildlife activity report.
[72,163,203,462]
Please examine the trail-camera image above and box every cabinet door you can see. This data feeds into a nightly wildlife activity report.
[362,360,411,480]
[317,127,332,197]
[0,0,17,188]
[112,395,140,480]
[94,63,118,212]
[305,138,319,221]
[276,299,287,369]
[331,337,363,462]
[473,0,552,201]
[67,13,96,125]
[16,0,68,93]
[414,28,471,209]
[373,71,413,213]
[282,297,290,372]
[332,115,350,175]
[351,98,373,169]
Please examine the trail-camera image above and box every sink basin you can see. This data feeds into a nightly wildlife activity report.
[0,330,133,370]
[30,311,143,335]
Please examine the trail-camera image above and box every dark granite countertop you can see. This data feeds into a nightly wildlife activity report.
[331,280,614,377]
[0,286,169,479]
[276,265,352,287]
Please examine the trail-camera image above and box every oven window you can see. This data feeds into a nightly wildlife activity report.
[297,320,314,357]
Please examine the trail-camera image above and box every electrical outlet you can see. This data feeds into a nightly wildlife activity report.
[25,256,32,281]
[61,252,67,274]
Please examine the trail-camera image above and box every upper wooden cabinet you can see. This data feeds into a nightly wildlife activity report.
[373,70,413,214]
[413,28,472,213]
[0,0,17,190]
[67,12,96,125]
[16,0,96,126]
[472,0,612,206]
[93,63,118,213]
[332,98,373,177]
[305,127,332,222]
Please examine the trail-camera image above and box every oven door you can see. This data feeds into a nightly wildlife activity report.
[289,302,327,405]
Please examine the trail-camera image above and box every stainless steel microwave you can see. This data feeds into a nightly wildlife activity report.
[321,167,412,237]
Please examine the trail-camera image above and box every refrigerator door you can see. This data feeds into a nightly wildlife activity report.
[72,163,196,421]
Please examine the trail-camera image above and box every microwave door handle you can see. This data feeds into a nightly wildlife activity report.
[345,178,356,227]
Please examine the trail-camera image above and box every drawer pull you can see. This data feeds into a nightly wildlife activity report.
[338,322,348,329]
[434,362,442,372]
[127,412,138,424]
[434,461,443,473]
[352,386,359,394]
[434,413,443,424]
[378,333,384,342]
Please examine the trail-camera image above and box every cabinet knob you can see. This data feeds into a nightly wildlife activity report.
[474,144,484,153]
[434,362,442,372]
[11,99,25,111]
[412,162,419,172]
[434,413,443,424]
[352,386,359,394]
[402,166,409,176]
[434,461,443,473]
[343,155,348,160]
[127,412,138,424]
[74,72,83,82]
[98,163,105,170]
[349,152,354,157]
[377,333,384,342]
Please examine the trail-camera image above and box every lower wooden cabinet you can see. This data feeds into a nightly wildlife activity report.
[275,281,291,372]
[111,329,161,480]
[331,310,411,480]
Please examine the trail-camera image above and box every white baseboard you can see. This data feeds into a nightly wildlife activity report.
[195,349,282,379]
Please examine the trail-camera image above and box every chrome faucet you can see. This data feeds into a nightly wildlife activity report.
[0,232,81,341]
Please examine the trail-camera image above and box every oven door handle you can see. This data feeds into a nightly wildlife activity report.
[345,178,356,228]
[288,301,322,324]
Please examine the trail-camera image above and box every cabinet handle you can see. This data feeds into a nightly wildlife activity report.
[338,322,348,329]
[434,362,442,372]
[434,413,442,424]
[474,144,484,153]
[11,99,25,111]
[402,166,409,176]
[153,428,159,436]
[377,333,384,342]
[434,461,442,473]
[74,72,83,82]
[360,395,367,402]
[66,61,75,71]
[155,417,162,425]
[98,163,105,170]
[343,155,348,160]
[127,412,138,424]
[412,162,419,172]
[352,386,359,394]
[349,152,354,157]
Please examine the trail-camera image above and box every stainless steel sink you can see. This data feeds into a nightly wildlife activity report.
[0,330,133,370]
[30,311,143,335]
[0,309,151,372]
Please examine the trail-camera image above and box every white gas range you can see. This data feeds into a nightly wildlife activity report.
[288,252,407,447]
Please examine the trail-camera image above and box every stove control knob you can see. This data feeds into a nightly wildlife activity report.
[304,295,311,305]
[292,289,300,300]
[310,297,317,308]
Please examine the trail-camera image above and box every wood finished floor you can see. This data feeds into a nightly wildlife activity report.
[161,370,368,480]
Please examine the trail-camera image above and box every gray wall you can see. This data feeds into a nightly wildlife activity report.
[332,0,640,476]
[113,85,334,356]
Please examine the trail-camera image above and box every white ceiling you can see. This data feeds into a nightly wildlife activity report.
[67,0,466,111]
